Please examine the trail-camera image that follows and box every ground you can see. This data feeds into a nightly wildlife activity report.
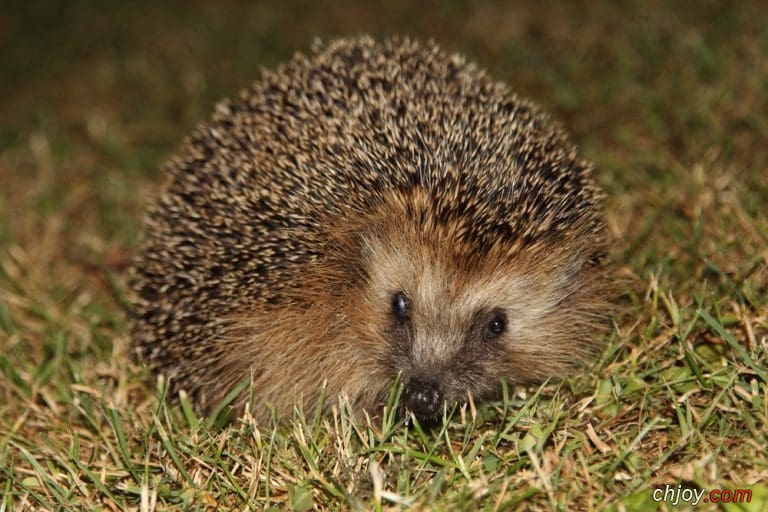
[1,1,767,510]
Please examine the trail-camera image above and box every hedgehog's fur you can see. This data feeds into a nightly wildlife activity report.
[131,37,612,423]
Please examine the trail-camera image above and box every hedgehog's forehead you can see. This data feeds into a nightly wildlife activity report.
[360,229,528,313]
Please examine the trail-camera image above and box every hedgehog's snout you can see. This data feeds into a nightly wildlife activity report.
[402,378,443,420]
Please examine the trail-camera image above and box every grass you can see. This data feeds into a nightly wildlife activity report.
[1,0,767,510]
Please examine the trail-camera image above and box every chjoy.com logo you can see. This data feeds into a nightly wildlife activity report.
[652,484,752,506]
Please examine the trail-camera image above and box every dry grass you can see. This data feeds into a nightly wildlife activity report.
[1,0,767,510]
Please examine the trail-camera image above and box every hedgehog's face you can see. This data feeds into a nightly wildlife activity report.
[361,230,594,423]
[384,284,512,421]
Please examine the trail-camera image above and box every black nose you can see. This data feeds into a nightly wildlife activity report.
[402,379,443,419]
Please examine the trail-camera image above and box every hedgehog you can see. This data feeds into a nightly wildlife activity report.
[130,37,612,424]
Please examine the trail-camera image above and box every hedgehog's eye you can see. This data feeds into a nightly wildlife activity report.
[391,292,410,321]
[486,312,507,336]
